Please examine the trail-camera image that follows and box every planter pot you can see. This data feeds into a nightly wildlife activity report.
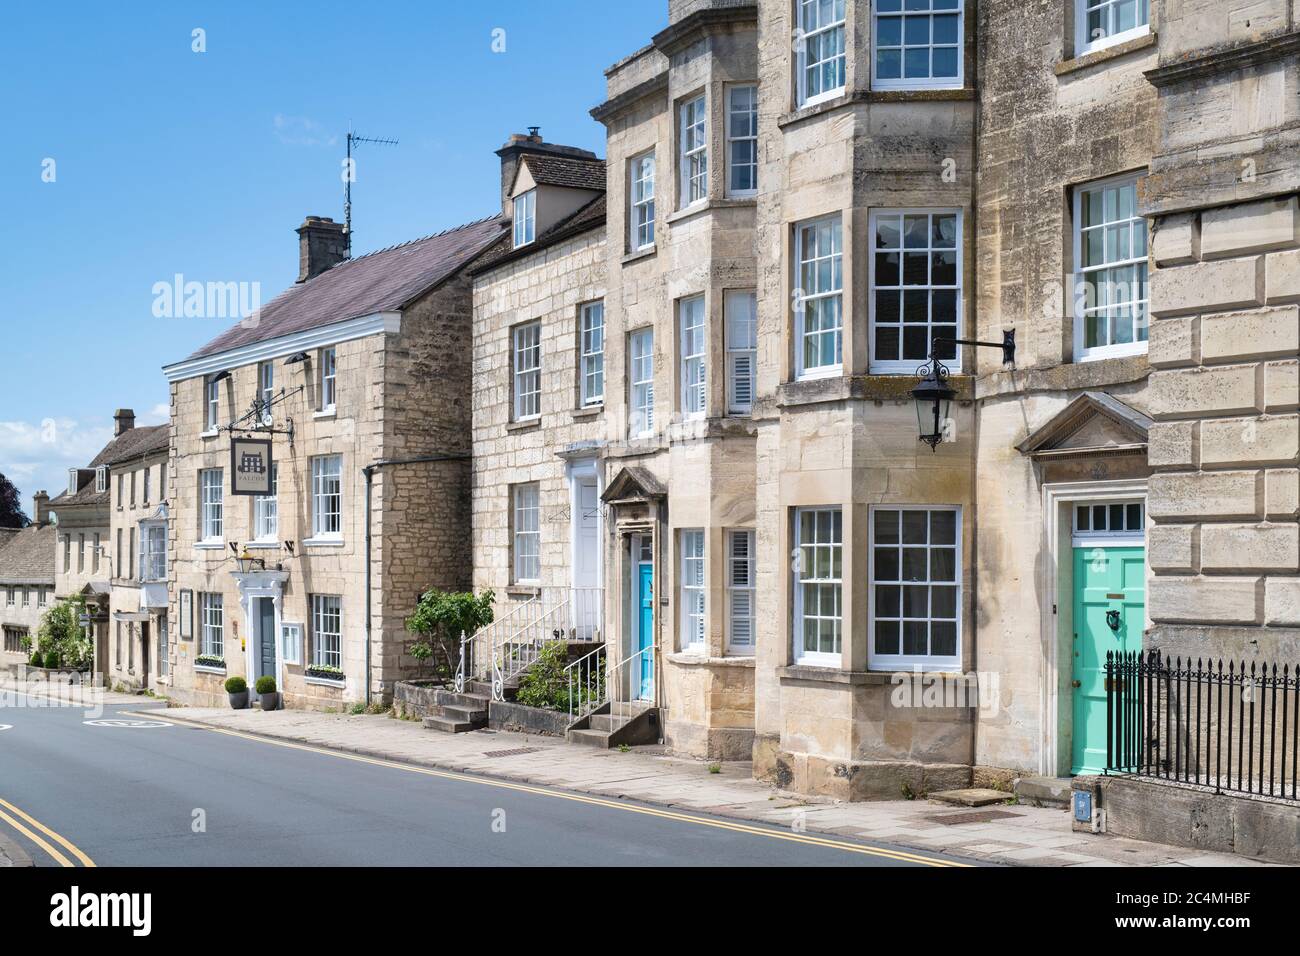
[228,691,249,709]
[260,692,281,711]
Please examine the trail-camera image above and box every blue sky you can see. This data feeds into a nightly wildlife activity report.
[0,0,664,512]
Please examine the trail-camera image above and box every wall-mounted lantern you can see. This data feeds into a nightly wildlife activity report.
[911,329,1016,451]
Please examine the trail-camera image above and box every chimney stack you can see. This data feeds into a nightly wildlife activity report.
[32,491,49,527]
[296,216,349,283]
[113,408,135,436]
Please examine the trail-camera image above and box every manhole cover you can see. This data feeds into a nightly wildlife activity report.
[927,809,1023,825]
[83,718,173,728]
[483,747,542,758]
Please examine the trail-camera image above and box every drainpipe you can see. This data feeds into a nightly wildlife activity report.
[362,453,471,707]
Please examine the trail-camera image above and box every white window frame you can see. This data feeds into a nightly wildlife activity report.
[579,301,605,407]
[253,463,279,542]
[280,622,303,666]
[794,215,844,380]
[95,466,108,494]
[259,360,275,424]
[1076,0,1150,56]
[725,85,758,197]
[512,483,541,584]
[142,465,151,505]
[868,505,962,671]
[319,347,337,411]
[628,328,655,439]
[871,0,965,92]
[630,152,656,251]
[679,295,707,420]
[796,0,846,108]
[679,529,706,652]
[310,455,342,540]
[727,529,756,654]
[140,520,167,582]
[513,321,542,421]
[205,377,220,431]
[725,290,757,415]
[1073,173,1148,362]
[869,208,963,374]
[1071,499,1145,547]
[513,189,536,248]
[199,469,223,543]
[793,506,843,666]
[679,94,708,208]
[311,595,342,670]
[200,592,224,659]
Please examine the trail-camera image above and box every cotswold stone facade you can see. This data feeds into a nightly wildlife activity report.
[163,215,503,709]
[466,0,1299,796]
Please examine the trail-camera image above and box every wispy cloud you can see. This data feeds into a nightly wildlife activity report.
[273,114,337,147]
[141,403,170,426]
[0,418,114,507]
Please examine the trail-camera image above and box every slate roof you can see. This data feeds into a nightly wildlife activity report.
[48,424,170,507]
[182,215,508,362]
[471,195,606,276]
[520,154,606,192]
[0,524,56,584]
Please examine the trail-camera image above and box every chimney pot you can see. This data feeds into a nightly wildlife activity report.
[296,216,349,283]
[113,408,135,436]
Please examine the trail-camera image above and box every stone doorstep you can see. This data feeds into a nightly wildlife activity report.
[927,788,1013,808]
[1013,775,1074,809]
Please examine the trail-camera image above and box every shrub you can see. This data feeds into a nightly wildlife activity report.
[29,651,43,668]
[254,676,276,695]
[224,676,247,694]
[36,596,92,671]
[43,649,59,669]
[405,589,495,679]
[514,641,573,712]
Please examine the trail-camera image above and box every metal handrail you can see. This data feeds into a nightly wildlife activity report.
[565,644,607,720]
[455,593,543,693]
[608,643,655,710]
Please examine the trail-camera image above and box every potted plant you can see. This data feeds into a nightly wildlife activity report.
[256,675,280,711]
[224,675,249,709]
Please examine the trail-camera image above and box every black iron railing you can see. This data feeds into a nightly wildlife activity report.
[1106,650,1300,802]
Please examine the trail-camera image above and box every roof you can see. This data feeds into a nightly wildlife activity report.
[520,153,606,192]
[0,524,56,584]
[48,424,171,507]
[471,195,606,276]
[181,215,508,362]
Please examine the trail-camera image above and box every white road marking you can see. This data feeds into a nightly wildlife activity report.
[83,718,173,728]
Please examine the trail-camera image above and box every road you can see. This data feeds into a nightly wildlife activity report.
[0,690,978,867]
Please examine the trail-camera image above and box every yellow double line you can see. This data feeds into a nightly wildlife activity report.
[168,716,968,867]
[0,796,95,867]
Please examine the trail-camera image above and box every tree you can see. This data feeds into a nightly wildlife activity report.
[35,596,92,671]
[405,589,495,680]
[0,472,29,529]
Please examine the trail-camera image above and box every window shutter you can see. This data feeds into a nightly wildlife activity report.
[730,354,754,410]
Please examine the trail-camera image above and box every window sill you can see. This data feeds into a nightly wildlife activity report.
[506,586,540,598]
[301,537,344,548]
[506,418,541,433]
[666,653,756,668]
[313,409,337,421]
[194,542,225,551]
[245,541,280,550]
[200,430,219,440]
[622,247,657,267]
[571,406,603,421]
[1056,31,1156,77]
[304,675,346,689]
[194,664,227,676]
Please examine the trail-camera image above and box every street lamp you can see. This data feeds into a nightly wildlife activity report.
[230,543,265,574]
[911,329,1016,451]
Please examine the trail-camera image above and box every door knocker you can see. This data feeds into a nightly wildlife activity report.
[1106,609,1121,632]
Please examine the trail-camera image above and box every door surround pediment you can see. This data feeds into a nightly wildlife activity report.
[1017,391,1151,461]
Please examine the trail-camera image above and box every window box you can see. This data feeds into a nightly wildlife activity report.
[305,664,345,684]
[194,655,226,674]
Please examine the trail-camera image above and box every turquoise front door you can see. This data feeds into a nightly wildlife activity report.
[1071,546,1144,774]
[637,561,654,700]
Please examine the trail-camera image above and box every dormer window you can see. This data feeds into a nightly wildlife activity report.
[68,469,79,497]
[513,190,536,248]
[95,466,108,494]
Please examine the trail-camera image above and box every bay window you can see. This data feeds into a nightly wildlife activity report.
[679,295,707,419]
[1077,0,1150,55]
[725,290,757,414]
[727,529,755,654]
[869,506,961,669]
[794,507,842,665]
[726,85,758,196]
[870,209,962,373]
[873,0,963,90]
[680,95,708,207]
[794,215,843,379]
[679,529,706,652]
[797,0,846,106]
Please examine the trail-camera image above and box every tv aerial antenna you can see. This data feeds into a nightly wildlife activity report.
[344,121,399,256]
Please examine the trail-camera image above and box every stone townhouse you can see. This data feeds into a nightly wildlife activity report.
[102,419,171,692]
[464,0,1300,799]
[162,214,505,709]
[0,499,56,664]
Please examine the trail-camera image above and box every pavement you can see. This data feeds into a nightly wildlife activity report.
[142,699,1277,868]
[0,680,974,867]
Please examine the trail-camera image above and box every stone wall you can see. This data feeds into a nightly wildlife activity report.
[107,449,168,691]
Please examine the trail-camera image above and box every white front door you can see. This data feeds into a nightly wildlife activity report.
[571,474,601,640]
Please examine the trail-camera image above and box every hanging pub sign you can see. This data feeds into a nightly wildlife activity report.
[230,437,273,496]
